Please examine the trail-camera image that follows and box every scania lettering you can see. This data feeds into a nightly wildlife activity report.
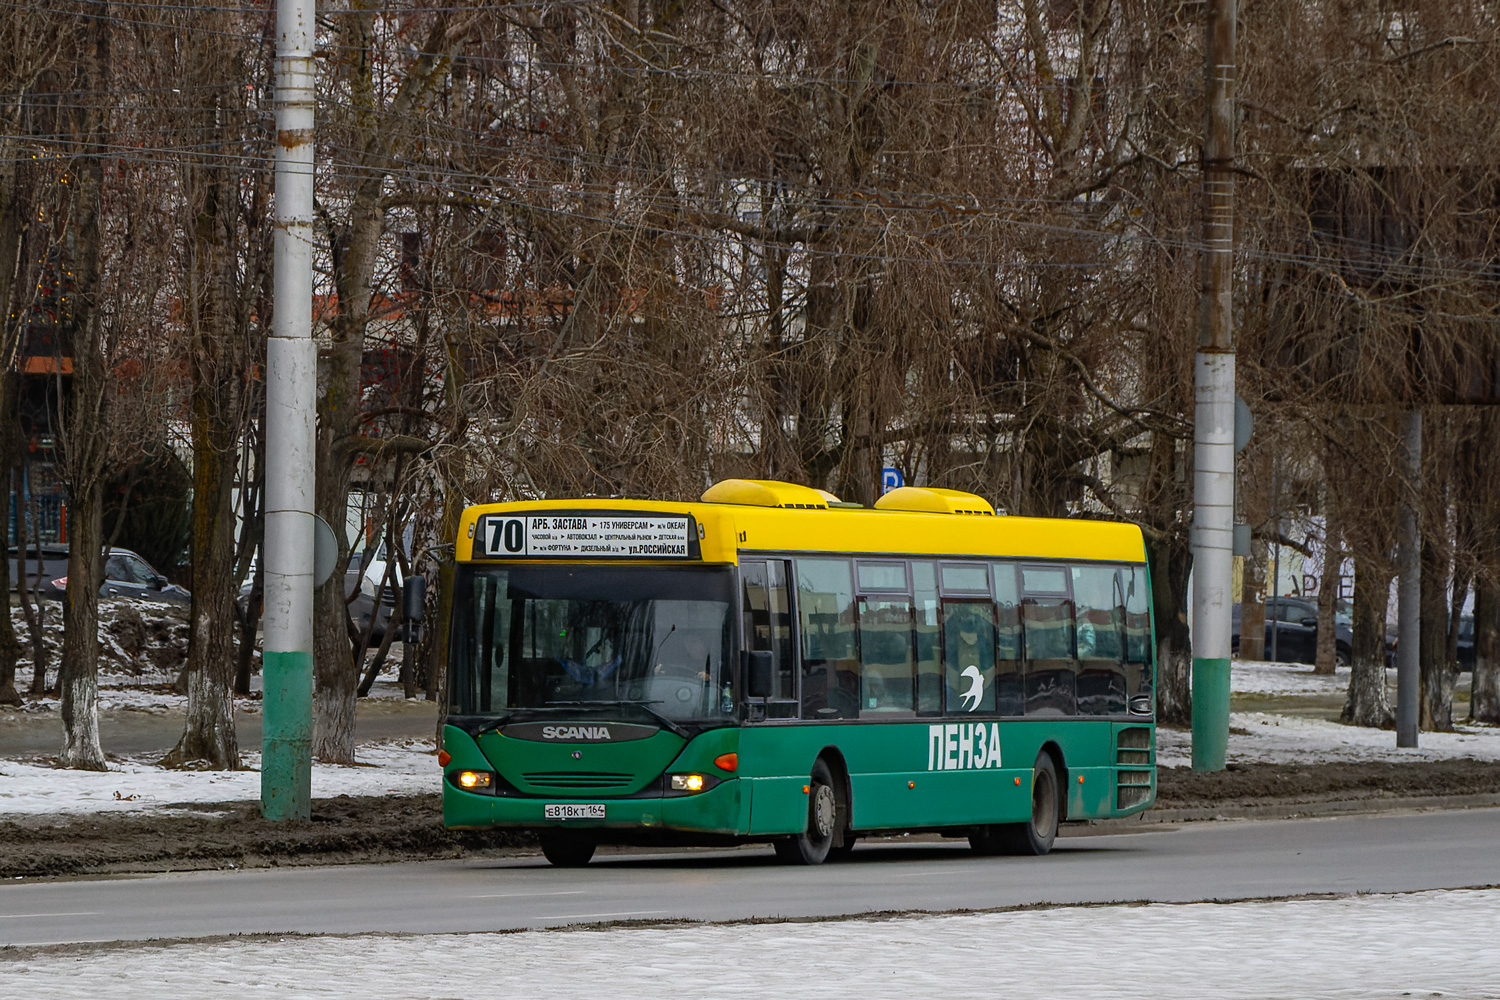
[443,479,1157,867]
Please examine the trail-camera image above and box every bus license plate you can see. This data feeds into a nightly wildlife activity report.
[544,803,605,820]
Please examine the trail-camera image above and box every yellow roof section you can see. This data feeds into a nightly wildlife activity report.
[875,486,995,516]
[700,478,832,509]
[457,484,1145,565]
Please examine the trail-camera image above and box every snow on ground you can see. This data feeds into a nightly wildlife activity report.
[1154,659,1500,768]
[0,738,436,816]
[2,888,1497,999]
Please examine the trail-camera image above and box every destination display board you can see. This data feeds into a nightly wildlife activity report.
[473,513,698,560]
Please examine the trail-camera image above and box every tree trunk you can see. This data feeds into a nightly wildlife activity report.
[1418,530,1452,731]
[1314,519,1339,675]
[1342,555,1393,728]
[1472,571,1500,723]
[59,489,106,769]
[0,380,17,706]
[1240,536,1267,661]
[17,470,48,696]
[57,6,111,770]
[163,308,241,767]
[1149,531,1192,724]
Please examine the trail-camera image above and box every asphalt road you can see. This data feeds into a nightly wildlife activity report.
[3,807,1499,947]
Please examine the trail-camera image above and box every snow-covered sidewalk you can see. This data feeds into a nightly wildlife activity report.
[4,888,1498,998]
[0,738,436,816]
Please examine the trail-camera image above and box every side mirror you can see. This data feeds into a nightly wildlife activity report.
[743,650,773,699]
[402,575,427,622]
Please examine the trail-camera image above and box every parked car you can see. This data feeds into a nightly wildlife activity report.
[35,547,191,607]
[8,545,71,591]
[238,544,398,641]
[1453,616,1476,672]
[1384,615,1477,671]
[1232,596,1353,666]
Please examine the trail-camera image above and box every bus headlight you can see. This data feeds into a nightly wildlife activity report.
[456,770,493,790]
[669,773,706,793]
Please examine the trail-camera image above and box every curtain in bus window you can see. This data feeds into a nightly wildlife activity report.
[858,596,915,716]
[1123,564,1154,712]
[992,562,1023,715]
[942,601,997,714]
[912,562,942,713]
[1072,565,1127,715]
[797,558,860,718]
[1022,597,1076,717]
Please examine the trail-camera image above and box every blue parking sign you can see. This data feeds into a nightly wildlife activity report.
[881,467,904,494]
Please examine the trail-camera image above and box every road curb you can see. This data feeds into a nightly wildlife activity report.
[1076,792,1500,830]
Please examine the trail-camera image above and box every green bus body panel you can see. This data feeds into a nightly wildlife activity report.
[443,719,1155,837]
[476,729,688,796]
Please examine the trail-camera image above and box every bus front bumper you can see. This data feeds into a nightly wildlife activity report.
[444,778,747,836]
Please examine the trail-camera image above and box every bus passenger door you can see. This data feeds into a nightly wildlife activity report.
[741,559,798,720]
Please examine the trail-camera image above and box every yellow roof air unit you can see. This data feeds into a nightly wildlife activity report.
[874,486,995,516]
[701,479,835,509]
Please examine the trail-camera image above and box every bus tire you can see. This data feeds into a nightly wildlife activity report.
[991,753,1060,856]
[775,758,838,865]
[538,831,596,867]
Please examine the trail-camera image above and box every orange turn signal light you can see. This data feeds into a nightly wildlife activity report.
[714,752,738,772]
[438,750,452,767]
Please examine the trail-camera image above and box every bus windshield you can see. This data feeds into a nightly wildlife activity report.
[451,565,734,724]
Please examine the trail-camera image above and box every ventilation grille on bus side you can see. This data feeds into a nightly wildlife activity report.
[1115,726,1154,809]
[521,771,634,790]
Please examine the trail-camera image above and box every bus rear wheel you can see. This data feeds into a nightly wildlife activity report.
[538,831,596,867]
[971,752,1059,856]
[774,759,838,865]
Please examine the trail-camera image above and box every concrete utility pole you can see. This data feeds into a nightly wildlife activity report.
[263,0,317,820]
[1191,0,1237,772]
[1396,410,1421,747]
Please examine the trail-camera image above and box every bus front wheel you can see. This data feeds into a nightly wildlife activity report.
[971,752,1059,856]
[774,758,838,865]
[539,831,596,867]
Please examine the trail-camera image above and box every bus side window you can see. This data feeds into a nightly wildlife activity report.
[741,559,797,717]
[1020,564,1077,717]
[942,600,997,715]
[858,595,915,716]
[1072,564,1126,715]
[1124,564,1154,714]
[992,562,1023,715]
[913,562,942,714]
[797,558,860,719]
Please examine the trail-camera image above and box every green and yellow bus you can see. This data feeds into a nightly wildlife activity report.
[441,479,1156,866]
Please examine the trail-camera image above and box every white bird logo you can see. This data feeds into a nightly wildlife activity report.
[960,665,984,711]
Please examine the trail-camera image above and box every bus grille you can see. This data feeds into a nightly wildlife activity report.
[1116,770,1153,809]
[521,771,634,790]
[1116,726,1154,808]
[1115,726,1152,766]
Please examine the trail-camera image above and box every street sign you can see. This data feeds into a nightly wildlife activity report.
[880,467,904,494]
[1235,395,1253,453]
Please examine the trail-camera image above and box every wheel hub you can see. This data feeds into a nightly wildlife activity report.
[811,783,836,838]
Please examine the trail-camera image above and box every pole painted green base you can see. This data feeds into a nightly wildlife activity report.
[262,649,313,820]
[1191,656,1231,772]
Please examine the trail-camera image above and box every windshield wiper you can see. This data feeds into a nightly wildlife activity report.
[545,700,691,738]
